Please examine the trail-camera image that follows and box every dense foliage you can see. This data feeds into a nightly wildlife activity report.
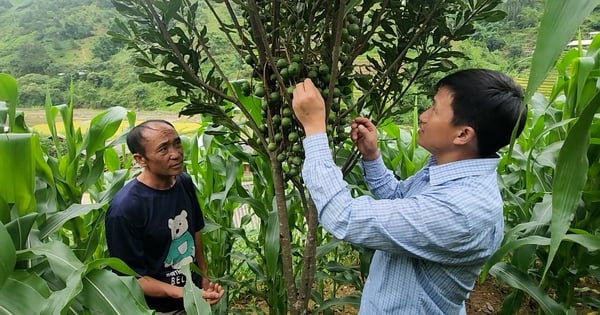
[0,1,599,315]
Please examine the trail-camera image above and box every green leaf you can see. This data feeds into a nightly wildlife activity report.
[0,196,8,224]
[139,72,166,83]
[526,0,597,101]
[0,222,16,288]
[165,0,183,23]
[17,241,84,281]
[316,238,342,258]
[80,269,153,314]
[14,241,92,315]
[81,106,130,155]
[231,79,263,126]
[0,276,46,314]
[39,203,107,240]
[41,263,85,315]
[563,230,600,252]
[0,133,36,215]
[181,264,212,314]
[104,146,121,172]
[10,270,52,297]
[491,262,567,315]
[545,93,600,280]
[480,235,550,280]
[0,73,18,133]
[96,169,130,204]
[5,213,38,250]
[85,257,139,277]
[265,209,280,279]
[313,294,361,313]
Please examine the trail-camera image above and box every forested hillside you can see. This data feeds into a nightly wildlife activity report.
[0,0,598,109]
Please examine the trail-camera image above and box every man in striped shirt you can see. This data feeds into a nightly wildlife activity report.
[292,69,526,314]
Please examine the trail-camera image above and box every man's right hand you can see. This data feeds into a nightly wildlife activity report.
[292,78,327,136]
[350,117,380,161]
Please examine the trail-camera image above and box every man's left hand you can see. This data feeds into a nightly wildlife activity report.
[202,280,224,305]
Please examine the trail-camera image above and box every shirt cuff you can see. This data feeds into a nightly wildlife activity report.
[302,133,332,161]
[360,155,388,179]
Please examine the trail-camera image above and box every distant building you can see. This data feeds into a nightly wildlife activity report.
[566,31,598,49]
[566,39,593,48]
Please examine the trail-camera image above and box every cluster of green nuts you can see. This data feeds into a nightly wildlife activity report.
[240,4,364,180]
[242,53,307,178]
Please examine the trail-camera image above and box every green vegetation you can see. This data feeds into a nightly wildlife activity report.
[0,0,598,110]
[0,0,175,109]
[0,1,599,315]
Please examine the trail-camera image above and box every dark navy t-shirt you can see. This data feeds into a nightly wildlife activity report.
[106,172,205,312]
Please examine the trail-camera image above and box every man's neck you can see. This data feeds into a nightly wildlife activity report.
[137,172,176,190]
[433,150,480,165]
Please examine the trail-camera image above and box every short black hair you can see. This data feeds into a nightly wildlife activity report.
[126,119,176,156]
[435,69,527,157]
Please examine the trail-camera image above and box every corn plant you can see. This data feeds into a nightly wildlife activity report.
[0,73,155,314]
[480,1,600,313]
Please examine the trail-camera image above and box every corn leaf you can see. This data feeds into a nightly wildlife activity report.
[313,294,361,313]
[95,169,129,204]
[80,106,130,155]
[15,241,94,315]
[0,222,16,288]
[563,229,600,251]
[182,264,212,314]
[4,213,38,250]
[480,235,550,280]
[0,133,36,215]
[265,208,280,280]
[525,0,597,101]
[490,262,566,315]
[0,73,18,133]
[39,202,107,240]
[9,270,52,297]
[545,93,600,280]
[0,197,8,224]
[17,241,83,280]
[41,263,86,315]
[85,257,139,277]
[79,269,153,314]
[0,277,46,314]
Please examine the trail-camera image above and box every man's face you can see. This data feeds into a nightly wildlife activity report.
[137,122,184,177]
[417,86,463,156]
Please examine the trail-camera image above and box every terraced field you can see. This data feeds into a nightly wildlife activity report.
[514,69,559,98]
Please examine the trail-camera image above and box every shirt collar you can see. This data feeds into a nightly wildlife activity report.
[425,156,499,186]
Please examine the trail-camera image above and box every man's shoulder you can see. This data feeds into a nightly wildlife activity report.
[177,172,193,183]
[109,179,145,212]
[114,178,141,198]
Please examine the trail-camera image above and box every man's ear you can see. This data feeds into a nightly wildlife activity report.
[133,153,146,165]
[453,126,476,146]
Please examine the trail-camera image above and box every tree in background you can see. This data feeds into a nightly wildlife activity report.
[12,42,52,76]
[92,36,125,61]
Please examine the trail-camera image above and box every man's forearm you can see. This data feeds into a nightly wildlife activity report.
[138,275,183,298]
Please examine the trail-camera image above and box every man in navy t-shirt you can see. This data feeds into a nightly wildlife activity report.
[106,120,223,313]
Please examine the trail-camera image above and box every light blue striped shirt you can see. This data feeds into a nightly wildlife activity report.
[302,134,504,314]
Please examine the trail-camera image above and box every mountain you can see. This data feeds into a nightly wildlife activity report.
[0,0,598,109]
[0,0,175,109]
